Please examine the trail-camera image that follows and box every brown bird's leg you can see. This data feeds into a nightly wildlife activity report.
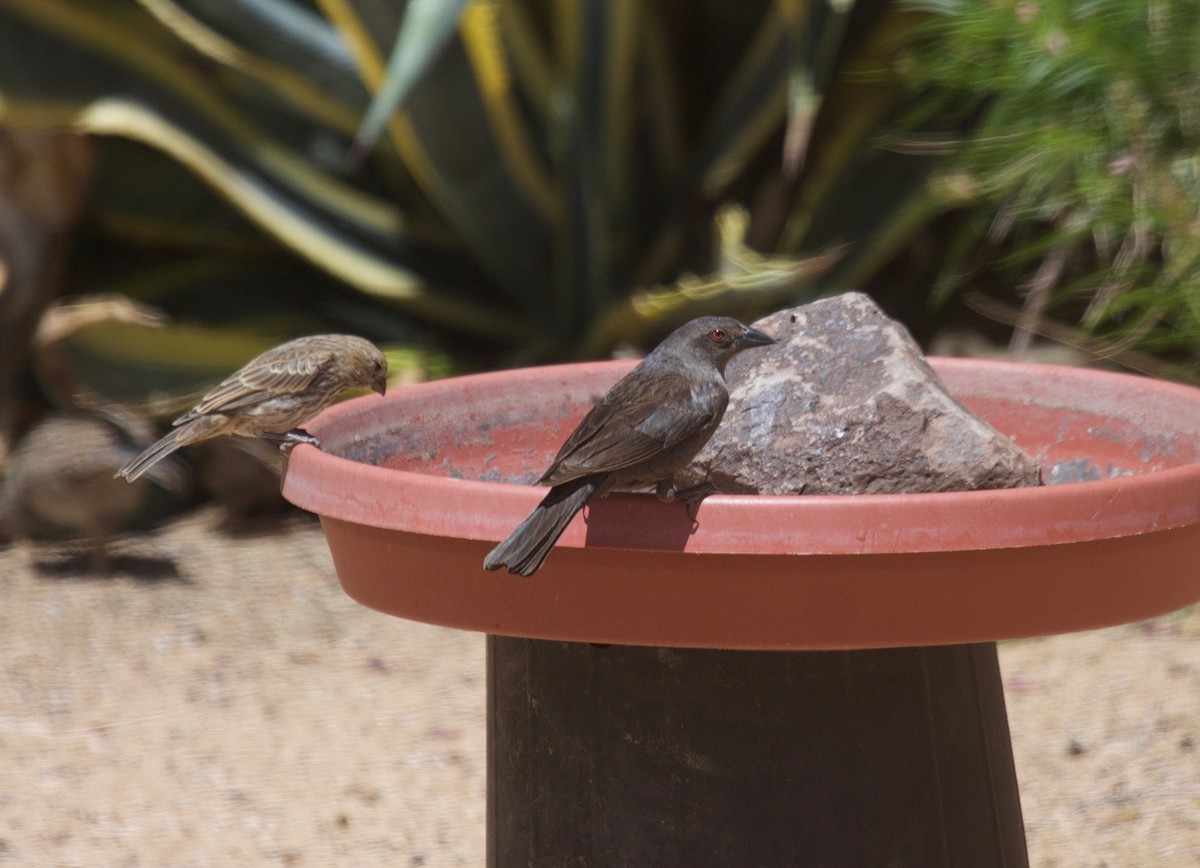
[656,479,719,521]
[261,428,321,448]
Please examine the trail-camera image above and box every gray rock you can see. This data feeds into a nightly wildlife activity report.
[681,292,1041,495]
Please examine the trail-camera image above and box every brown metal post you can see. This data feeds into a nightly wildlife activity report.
[488,638,1027,867]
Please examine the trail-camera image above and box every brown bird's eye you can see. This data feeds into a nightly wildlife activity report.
[373,360,383,371]
[709,328,727,342]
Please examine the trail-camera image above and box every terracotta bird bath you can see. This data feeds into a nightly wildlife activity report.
[282,358,1200,867]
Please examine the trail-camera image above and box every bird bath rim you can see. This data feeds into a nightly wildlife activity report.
[280,357,1200,649]
[282,357,1200,557]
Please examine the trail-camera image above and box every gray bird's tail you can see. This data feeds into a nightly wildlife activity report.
[483,477,597,576]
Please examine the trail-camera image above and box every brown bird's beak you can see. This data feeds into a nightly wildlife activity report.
[733,326,776,350]
[372,373,388,396]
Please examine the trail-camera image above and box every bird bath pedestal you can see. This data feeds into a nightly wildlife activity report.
[282,358,1200,867]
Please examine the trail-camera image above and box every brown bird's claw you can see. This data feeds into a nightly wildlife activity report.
[269,428,322,451]
[289,428,321,447]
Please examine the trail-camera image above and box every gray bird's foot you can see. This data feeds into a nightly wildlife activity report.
[656,480,718,522]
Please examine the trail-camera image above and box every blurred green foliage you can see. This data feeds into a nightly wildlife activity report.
[900,0,1200,381]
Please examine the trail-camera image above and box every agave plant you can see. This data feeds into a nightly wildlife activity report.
[0,0,943,455]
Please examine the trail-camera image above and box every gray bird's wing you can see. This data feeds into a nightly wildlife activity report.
[541,371,725,484]
[174,346,333,424]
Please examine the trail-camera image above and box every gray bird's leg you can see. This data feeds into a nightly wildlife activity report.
[655,479,718,521]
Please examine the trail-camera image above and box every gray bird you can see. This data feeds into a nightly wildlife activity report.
[483,316,775,576]
[117,334,387,482]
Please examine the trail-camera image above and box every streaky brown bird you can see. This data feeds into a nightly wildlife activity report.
[483,316,775,576]
[1,408,189,573]
[117,334,387,483]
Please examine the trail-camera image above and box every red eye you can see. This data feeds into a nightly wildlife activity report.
[709,328,727,342]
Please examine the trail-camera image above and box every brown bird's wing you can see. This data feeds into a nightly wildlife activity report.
[173,346,334,425]
[541,371,724,484]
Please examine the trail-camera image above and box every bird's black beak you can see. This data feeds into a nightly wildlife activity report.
[734,326,776,350]
[372,374,388,396]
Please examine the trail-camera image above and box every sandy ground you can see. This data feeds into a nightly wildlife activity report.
[0,509,1196,867]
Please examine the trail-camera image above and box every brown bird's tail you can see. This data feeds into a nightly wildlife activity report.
[116,416,222,483]
[483,477,597,576]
